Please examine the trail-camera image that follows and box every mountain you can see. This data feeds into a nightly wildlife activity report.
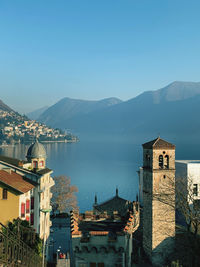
[38,97,122,127]
[27,106,49,120]
[37,81,200,144]
[0,99,13,112]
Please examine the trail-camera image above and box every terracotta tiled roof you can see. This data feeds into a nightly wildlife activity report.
[89,231,109,236]
[142,137,175,149]
[0,170,35,193]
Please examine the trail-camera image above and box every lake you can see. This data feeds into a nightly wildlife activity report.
[1,134,198,211]
[0,136,142,211]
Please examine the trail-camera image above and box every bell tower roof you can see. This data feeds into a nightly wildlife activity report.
[142,137,175,149]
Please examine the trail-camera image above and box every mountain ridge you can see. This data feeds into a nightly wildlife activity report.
[38,97,122,127]
[35,81,200,143]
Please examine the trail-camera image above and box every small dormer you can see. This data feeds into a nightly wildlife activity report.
[26,139,46,170]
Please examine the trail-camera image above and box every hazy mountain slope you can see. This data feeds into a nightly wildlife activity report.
[38,97,122,127]
[151,81,200,103]
[37,81,200,143]
[27,106,49,120]
[0,99,13,112]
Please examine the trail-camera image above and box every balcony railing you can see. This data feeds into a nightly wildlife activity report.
[0,222,43,267]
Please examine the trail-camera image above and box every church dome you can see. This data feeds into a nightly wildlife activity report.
[26,139,46,160]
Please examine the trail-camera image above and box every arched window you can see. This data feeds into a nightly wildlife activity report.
[165,155,169,169]
[159,155,163,169]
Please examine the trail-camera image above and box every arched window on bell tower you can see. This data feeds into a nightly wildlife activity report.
[159,155,164,169]
[164,155,169,169]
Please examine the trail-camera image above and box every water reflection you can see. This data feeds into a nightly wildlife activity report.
[0,139,141,211]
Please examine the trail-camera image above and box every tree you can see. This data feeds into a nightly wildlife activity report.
[51,175,78,214]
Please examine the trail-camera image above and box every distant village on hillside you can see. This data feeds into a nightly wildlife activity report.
[0,109,78,145]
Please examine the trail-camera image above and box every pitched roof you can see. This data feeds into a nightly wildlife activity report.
[94,195,132,215]
[0,155,26,167]
[142,137,175,149]
[0,170,35,193]
[0,155,52,176]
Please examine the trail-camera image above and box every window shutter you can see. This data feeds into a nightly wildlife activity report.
[2,189,8,199]
[21,203,25,218]
[26,199,30,213]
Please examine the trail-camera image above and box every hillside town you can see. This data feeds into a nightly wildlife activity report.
[0,137,199,267]
[0,110,78,145]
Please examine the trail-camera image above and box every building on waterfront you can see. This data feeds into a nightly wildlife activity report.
[71,191,140,267]
[0,139,54,241]
[141,137,176,266]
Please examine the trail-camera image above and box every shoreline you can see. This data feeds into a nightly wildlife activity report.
[0,139,79,147]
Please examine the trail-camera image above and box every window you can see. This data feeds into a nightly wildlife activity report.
[31,196,34,209]
[30,213,34,225]
[98,264,104,267]
[39,161,44,167]
[90,264,96,267]
[21,203,25,218]
[193,184,198,196]
[2,188,7,199]
[159,155,163,168]
[164,155,169,169]
[33,161,37,168]
[26,199,30,213]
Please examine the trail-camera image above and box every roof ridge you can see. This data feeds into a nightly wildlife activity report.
[153,136,160,147]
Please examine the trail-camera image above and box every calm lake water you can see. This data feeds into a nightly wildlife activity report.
[1,135,198,211]
[0,136,142,211]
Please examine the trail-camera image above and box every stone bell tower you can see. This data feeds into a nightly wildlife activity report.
[142,137,175,266]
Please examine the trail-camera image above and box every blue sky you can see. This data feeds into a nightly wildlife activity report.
[0,0,200,113]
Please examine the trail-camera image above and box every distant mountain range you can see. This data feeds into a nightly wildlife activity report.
[38,97,122,128]
[27,106,49,120]
[33,82,200,143]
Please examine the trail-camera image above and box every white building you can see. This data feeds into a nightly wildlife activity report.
[176,160,200,204]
